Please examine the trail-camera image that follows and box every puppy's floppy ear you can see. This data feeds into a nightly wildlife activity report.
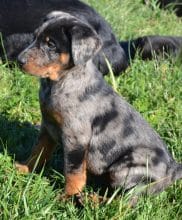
[42,11,102,65]
[69,21,102,65]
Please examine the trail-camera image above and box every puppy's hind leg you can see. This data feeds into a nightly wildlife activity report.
[15,126,56,173]
[136,162,182,195]
[110,162,182,205]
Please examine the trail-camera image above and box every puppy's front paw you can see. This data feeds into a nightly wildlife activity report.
[58,192,84,207]
[65,173,86,196]
[15,162,30,173]
[89,192,106,204]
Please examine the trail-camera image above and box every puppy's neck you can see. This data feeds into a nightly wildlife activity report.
[49,60,102,82]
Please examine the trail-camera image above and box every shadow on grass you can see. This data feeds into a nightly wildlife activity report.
[0,114,64,169]
[0,114,38,161]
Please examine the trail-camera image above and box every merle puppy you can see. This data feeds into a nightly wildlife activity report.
[0,0,182,74]
[16,12,182,200]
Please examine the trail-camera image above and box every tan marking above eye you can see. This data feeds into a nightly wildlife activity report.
[45,36,50,42]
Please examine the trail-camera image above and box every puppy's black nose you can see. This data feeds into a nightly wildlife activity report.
[17,53,27,66]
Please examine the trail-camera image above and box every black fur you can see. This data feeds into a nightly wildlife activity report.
[0,0,182,75]
[120,35,182,61]
[0,0,127,74]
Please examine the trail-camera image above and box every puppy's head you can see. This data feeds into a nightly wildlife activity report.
[18,12,102,80]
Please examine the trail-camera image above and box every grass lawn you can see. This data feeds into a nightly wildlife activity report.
[0,0,182,219]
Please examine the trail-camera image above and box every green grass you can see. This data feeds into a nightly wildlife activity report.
[0,0,182,219]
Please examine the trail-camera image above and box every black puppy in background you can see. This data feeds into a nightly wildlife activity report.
[0,0,182,75]
[144,0,182,17]
[0,0,127,74]
[120,35,182,60]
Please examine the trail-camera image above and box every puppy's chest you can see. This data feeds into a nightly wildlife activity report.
[40,81,63,140]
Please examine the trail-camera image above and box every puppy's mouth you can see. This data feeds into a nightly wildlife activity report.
[20,51,72,80]
[22,61,62,81]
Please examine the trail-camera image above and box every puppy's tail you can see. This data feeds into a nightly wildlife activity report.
[144,162,182,195]
[172,163,182,181]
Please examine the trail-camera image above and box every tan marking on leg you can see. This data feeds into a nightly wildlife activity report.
[65,159,87,196]
[16,127,56,173]
[41,105,64,126]
[15,163,30,173]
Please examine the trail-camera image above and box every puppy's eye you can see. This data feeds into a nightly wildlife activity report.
[45,37,56,50]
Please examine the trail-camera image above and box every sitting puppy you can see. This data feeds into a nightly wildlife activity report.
[16,12,182,199]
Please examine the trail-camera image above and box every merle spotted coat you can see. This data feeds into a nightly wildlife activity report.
[16,12,182,198]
